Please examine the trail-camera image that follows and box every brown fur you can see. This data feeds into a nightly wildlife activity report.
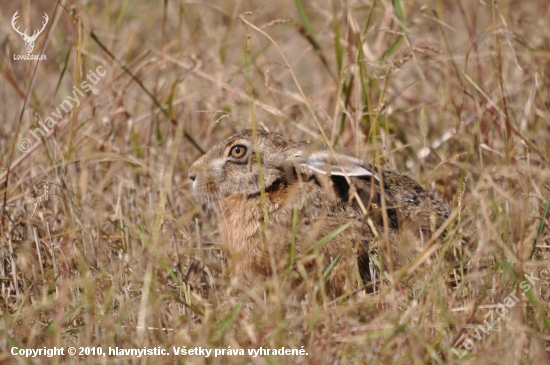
[188,130,451,295]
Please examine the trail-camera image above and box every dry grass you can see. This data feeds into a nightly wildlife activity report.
[1,0,550,364]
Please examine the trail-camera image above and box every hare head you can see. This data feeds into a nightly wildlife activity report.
[188,129,376,199]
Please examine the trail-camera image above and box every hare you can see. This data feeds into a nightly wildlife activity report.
[188,129,451,294]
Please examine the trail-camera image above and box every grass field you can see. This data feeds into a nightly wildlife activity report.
[1,0,550,363]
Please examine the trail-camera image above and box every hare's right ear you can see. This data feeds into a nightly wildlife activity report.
[275,148,378,180]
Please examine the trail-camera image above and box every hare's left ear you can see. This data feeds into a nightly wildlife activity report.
[277,148,378,180]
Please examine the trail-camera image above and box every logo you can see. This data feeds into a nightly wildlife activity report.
[11,10,48,60]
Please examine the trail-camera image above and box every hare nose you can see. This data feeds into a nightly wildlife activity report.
[188,165,197,181]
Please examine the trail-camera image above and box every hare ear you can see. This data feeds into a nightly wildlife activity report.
[297,150,378,180]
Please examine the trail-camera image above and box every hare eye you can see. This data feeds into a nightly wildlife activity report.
[230,145,247,159]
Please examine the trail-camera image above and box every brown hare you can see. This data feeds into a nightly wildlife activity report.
[188,129,451,294]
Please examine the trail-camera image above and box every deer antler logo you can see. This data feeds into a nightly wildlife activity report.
[11,11,49,54]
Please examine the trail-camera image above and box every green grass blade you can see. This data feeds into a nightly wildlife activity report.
[306,221,353,254]
[530,192,550,260]
[323,253,341,280]
[54,48,72,97]
[295,0,321,50]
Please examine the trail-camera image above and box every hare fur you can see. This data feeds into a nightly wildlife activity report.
[188,129,451,294]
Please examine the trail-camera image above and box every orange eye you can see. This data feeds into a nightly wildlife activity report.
[230,145,247,158]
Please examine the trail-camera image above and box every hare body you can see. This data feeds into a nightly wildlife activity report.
[188,129,450,293]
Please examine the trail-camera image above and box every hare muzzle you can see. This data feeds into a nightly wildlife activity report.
[187,162,198,189]
[188,165,196,181]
